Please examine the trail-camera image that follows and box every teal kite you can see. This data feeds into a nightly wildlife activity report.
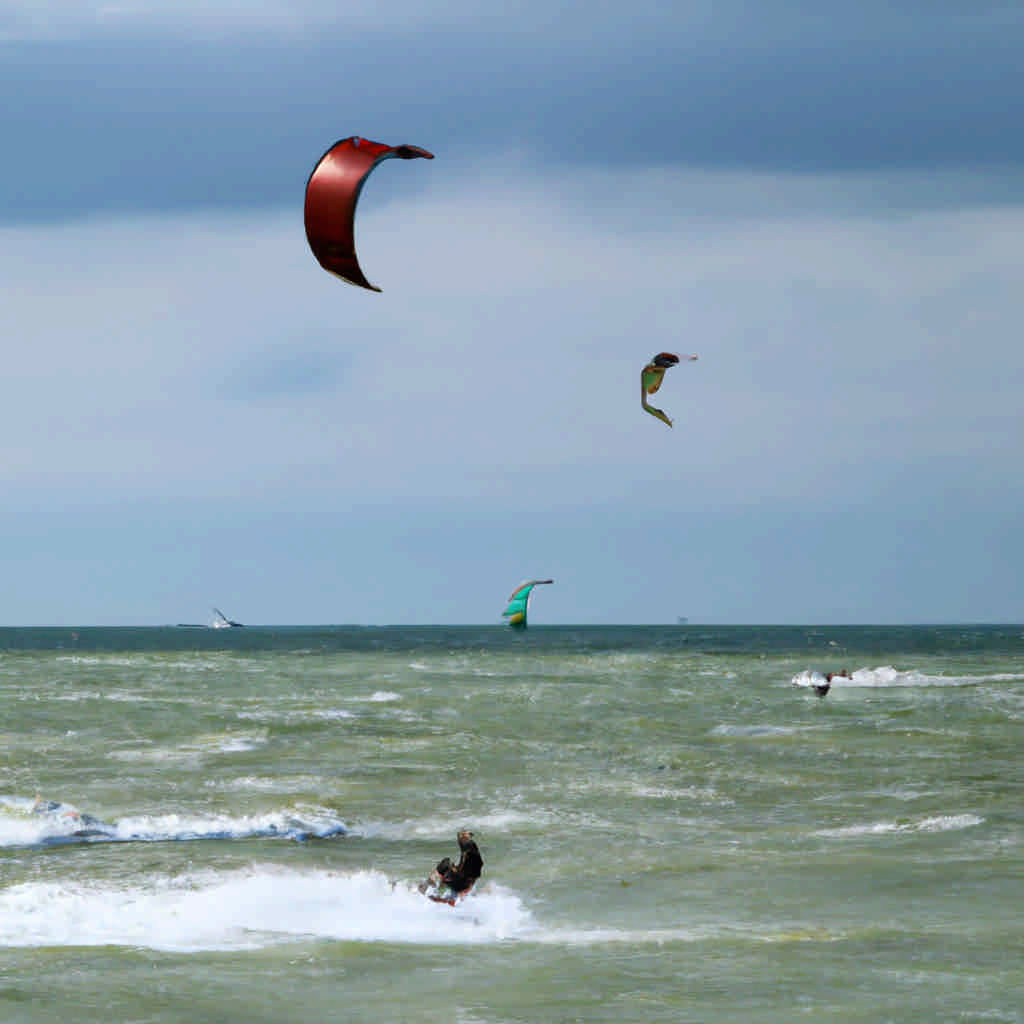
[502,579,553,629]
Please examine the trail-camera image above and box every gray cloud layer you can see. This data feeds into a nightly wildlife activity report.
[3,4,1024,223]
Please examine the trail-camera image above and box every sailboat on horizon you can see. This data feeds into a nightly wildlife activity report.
[211,607,244,629]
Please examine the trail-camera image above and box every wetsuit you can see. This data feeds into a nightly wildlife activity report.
[438,838,483,893]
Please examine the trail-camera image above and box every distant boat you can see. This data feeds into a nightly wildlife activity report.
[211,607,244,629]
[677,616,689,624]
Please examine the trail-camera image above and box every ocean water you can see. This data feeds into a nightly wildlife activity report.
[1,625,1021,1023]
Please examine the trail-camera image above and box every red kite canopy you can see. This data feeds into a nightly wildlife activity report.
[304,136,434,292]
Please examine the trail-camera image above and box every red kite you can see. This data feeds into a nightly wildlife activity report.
[304,136,434,292]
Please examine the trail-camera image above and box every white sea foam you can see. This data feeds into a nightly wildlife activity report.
[0,795,346,847]
[54,655,145,667]
[790,669,831,688]
[208,774,325,793]
[36,689,154,703]
[815,813,984,839]
[534,922,838,946]
[107,729,268,762]
[216,736,265,753]
[536,925,711,946]
[710,723,822,738]
[311,708,357,720]
[235,708,355,723]
[0,868,534,952]
[627,783,730,804]
[355,809,545,841]
[108,808,346,844]
[0,797,51,846]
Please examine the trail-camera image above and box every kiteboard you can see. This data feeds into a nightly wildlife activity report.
[418,879,472,907]
[427,892,459,907]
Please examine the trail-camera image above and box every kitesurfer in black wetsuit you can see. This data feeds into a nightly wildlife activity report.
[419,829,483,896]
[813,668,851,697]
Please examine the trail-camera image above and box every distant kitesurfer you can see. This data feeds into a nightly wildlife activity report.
[31,796,108,836]
[33,796,83,820]
[815,668,851,697]
[418,829,482,900]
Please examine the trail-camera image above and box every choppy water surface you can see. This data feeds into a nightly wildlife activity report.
[1,625,1022,1023]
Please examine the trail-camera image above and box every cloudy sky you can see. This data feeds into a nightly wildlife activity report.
[2,1,1022,625]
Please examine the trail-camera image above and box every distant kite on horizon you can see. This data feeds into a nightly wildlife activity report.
[502,579,554,630]
[304,136,434,292]
[641,352,697,427]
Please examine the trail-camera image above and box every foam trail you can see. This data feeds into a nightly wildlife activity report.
[815,813,984,838]
[790,669,831,688]
[790,666,1024,688]
[0,868,534,952]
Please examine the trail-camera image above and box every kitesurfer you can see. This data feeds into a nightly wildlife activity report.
[31,796,109,836]
[418,829,483,899]
[815,669,850,697]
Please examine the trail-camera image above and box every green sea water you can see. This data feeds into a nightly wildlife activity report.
[1,625,1022,1023]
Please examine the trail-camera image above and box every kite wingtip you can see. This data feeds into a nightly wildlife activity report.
[397,144,435,160]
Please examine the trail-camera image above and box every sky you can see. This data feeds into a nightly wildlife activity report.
[2,0,1023,626]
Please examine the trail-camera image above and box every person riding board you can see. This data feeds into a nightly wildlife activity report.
[419,829,482,903]
[814,668,851,697]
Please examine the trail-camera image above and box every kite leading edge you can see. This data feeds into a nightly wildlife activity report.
[304,136,434,292]
[641,352,697,427]
[502,579,554,630]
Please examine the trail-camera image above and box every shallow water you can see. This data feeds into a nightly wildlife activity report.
[2,625,1022,1022]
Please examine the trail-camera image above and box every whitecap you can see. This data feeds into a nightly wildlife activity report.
[107,808,346,844]
[0,796,346,848]
[209,775,325,793]
[54,655,143,667]
[108,730,268,763]
[354,809,544,841]
[815,813,984,839]
[710,723,820,738]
